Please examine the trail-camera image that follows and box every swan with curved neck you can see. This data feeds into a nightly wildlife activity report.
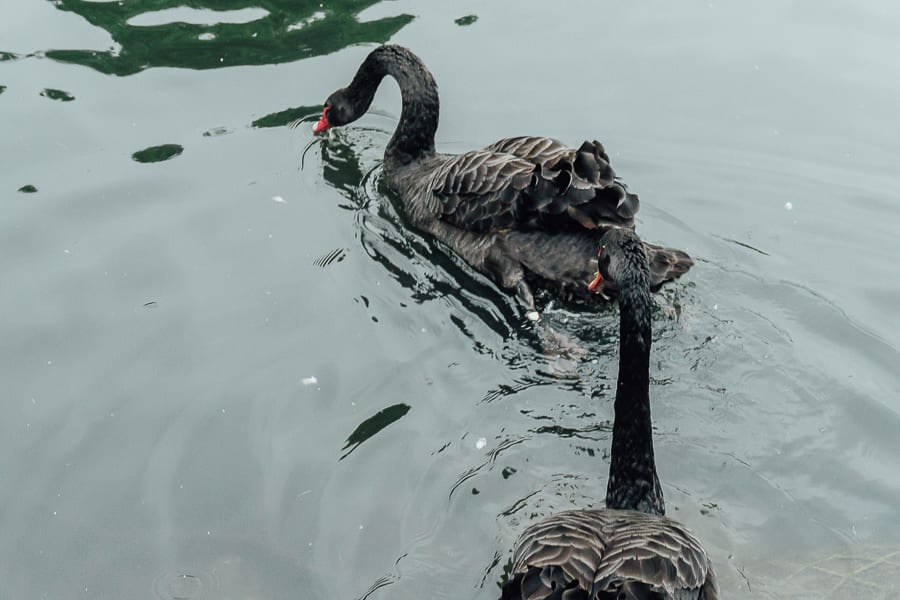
[500,228,718,599]
[314,45,693,311]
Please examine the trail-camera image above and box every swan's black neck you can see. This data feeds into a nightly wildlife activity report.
[348,45,439,166]
[604,242,665,516]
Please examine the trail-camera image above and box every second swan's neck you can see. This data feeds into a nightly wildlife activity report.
[605,249,664,516]
[349,45,439,165]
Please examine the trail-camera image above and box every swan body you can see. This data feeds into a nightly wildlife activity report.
[500,228,718,600]
[314,45,692,308]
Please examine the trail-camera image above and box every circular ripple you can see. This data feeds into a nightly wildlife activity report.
[153,570,214,600]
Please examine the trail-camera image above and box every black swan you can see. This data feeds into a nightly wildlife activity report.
[500,228,718,600]
[313,45,692,313]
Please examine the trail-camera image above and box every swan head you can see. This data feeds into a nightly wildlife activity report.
[313,89,362,133]
[588,228,647,294]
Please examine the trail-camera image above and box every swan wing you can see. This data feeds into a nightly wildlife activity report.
[429,138,639,235]
[503,509,718,600]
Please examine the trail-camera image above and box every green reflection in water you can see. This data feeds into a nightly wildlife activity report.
[45,0,414,76]
[18,185,38,193]
[0,85,6,95]
[40,88,76,102]
[251,104,321,129]
[454,15,478,26]
[132,143,184,163]
[340,403,411,460]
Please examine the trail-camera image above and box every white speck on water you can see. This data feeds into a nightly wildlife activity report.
[47,360,52,365]
[591,359,598,364]
[784,202,793,211]
[358,524,364,530]
[52,511,57,516]
[526,310,540,322]
[272,195,286,203]
[713,304,718,310]
[198,32,215,41]
[421,327,427,333]
[221,408,226,414]
[302,376,318,386]
[207,530,211,536]
[475,437,487,450]
[63,249,70,254]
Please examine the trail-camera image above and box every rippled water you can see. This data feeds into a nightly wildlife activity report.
[2,1,899,598]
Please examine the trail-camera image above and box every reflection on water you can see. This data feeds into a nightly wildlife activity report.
[252,104,321,129]
[341,403,411,460]
[44,0,413,75]
[132,143,184,164]
[39,87,75,101]
[314,128,525,348]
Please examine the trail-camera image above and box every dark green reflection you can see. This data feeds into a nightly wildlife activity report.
[40,88,76,102]
[0,52,17,61]
[454,15,478,26]
[340,403,410,460]
[251,104,321,129]
[18,185,38,193]
[0,85,6,95]
[46,0,413,76]
[132,143,184,163]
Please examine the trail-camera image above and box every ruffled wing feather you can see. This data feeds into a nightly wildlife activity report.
[503,509,718,600]
[428,137,639,235]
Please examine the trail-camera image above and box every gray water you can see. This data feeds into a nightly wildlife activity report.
[2,1,900,598]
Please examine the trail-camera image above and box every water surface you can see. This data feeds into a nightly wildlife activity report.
[2,1,899,598]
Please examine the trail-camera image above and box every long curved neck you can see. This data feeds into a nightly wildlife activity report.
[348,45,438,166]
[604,247,664,516]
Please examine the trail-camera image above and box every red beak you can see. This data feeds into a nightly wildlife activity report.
[588,271,604,293]
[313,107,330,134]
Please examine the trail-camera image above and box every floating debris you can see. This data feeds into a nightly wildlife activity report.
[18,184,38,193]
[455,15,478,26]
[475,437,487,450]
[301,376,318,385]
